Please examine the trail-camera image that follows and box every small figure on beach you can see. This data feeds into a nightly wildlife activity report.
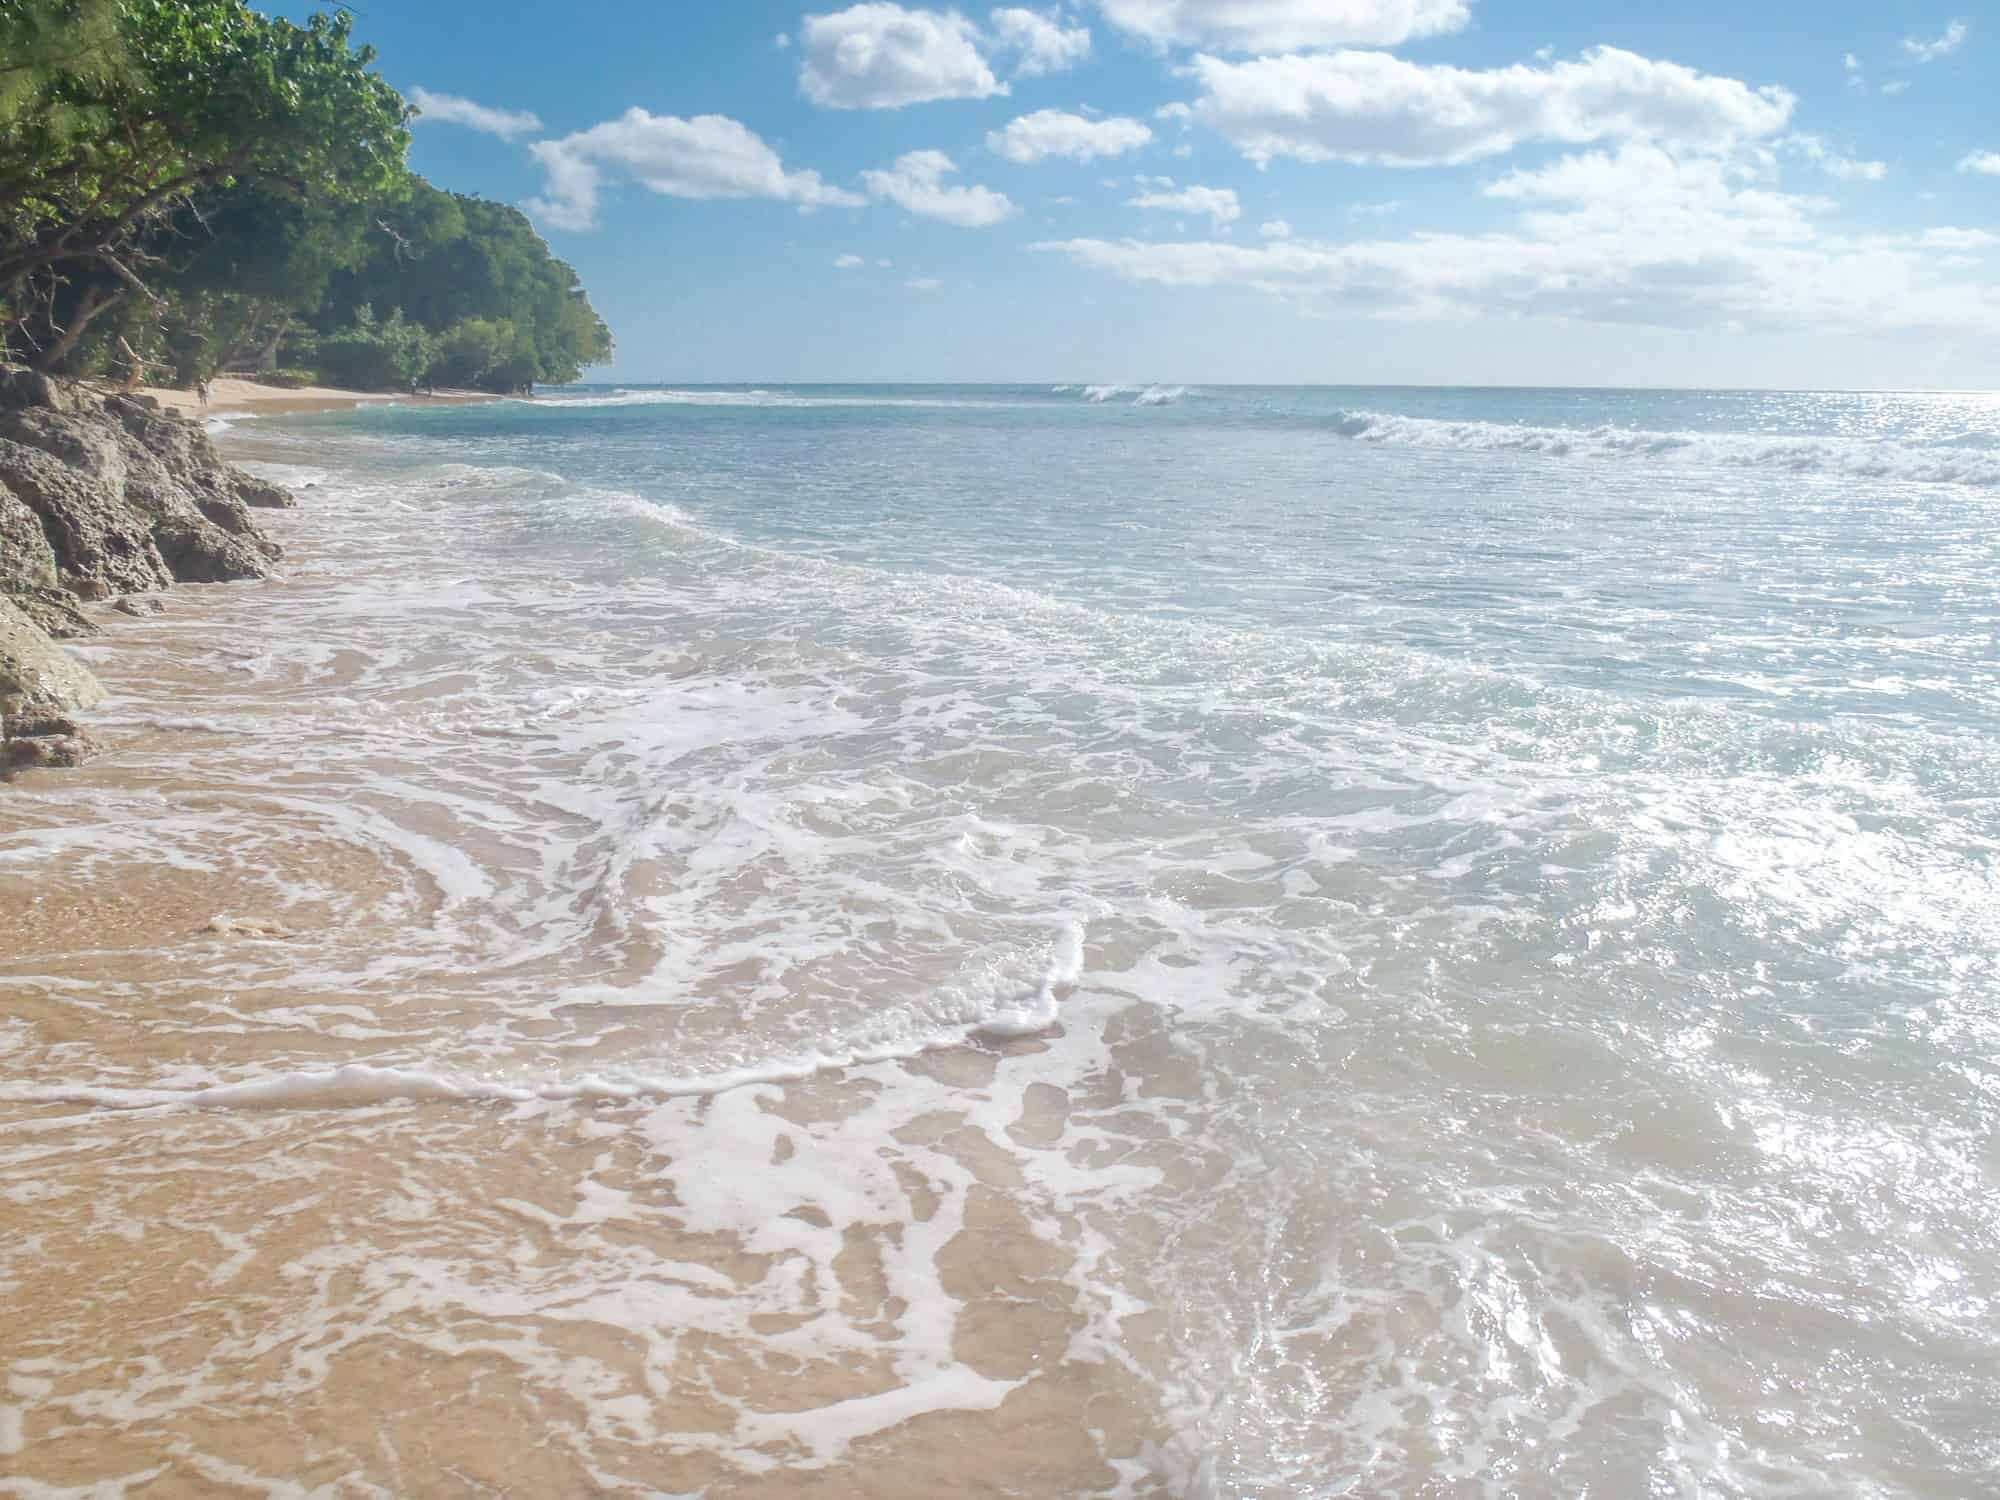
[196,378,210,408]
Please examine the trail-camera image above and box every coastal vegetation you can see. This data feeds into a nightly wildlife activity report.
[0,0,611,392]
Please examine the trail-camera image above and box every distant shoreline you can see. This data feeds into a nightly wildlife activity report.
[109,377,506,419]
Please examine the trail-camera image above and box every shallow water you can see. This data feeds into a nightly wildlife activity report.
[3,384,1998,1498]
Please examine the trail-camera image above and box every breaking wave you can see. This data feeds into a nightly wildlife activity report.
[1330,409,2000,487]
[1078,383,1190,406]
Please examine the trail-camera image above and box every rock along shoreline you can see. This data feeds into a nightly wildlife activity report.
[0,369,295,774]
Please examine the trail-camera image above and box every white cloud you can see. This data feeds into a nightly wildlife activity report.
[1187,47,1795,168]
[526,110,862,231]
[908,276,945,289]
[1093,0,1469,51]
[835,253,866,267]
[988,109,1153,163]
[526,142,603,230]
[408,87,543,141]
[1917,227,1999,250]
[1033,142,2000,338]
[1881,79,1910,95]
[800,4,1004,108]
[1786,134,1888,182]
[1129,182,1240,226]
[1902,20,1967,62]
[1259,218,1291,238]
[863,149,1017,226]
[1348,199,1405,218]
[1958,150,2000,175]
[991,8,1092,76]
[1842,52,1864,91]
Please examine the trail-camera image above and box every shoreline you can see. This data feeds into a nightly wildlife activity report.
[115,375,505,418]
[1,411,1164,1495]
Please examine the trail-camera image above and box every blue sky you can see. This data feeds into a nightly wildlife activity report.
[288,2,1996,387]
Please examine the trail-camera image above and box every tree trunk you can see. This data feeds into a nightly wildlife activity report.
[255,314,290,371]
[32,284,125,373]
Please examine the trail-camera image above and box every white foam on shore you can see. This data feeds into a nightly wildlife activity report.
[6,396,1999,1499]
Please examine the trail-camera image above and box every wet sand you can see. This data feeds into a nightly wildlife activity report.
[0,432,1185,1498]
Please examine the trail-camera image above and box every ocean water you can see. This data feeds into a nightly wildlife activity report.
[2,383,1998,1497]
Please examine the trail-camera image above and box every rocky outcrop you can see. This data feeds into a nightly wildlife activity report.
[2,710,100,770]
[0,595,104,719]
[0,370,298,774]
[0,391,285,590]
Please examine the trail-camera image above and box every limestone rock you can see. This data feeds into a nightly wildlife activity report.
[11,585,100,639]
[3,712,100,770]
[0,477,59,593]
[0,595,104,717]
[0,386,286,591]
[0,435,174,595]
[232,471,296,509]
[113,594,164,617]
[0,368,92,416]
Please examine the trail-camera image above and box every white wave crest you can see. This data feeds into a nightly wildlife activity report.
[1080,384,1188,406]
[1330,410,2000,487]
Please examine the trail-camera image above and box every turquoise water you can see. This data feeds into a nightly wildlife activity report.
[9,383,1999,1496]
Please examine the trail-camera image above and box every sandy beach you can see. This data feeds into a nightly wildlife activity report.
[111,376,502,418]
[0,413,1167,1497]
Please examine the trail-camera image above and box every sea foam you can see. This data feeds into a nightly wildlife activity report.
[1331,408,2000,486]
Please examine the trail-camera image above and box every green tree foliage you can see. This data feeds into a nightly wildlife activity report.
[2,3,612,390]
[1,0,409,367]
[310,304,432,391]
[0,0,127,126]
[318,184,612,390]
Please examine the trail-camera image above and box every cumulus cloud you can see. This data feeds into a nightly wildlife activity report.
[1786,134,1888,182]
[835,253,866,267]
[1902,20,1967,62]
[1958,150,2000,175]
[1032,142,2000,337]
[1259,218,1291,238]
[1129,181,1241,226]
[1185,47,1795,168]
[1093,0,1468,51]
[800,4,1005,108]
[988,109,1152,163]
[526,111,862,231]
[408,87,543,140]
[863,149,1017,225]
[908,276,945,289]
[991,7,1092,75]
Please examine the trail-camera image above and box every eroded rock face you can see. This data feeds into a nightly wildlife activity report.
[0,435,176,595]
[2,711,100,770]
[0,410,278,587]
[0,478,59,593]
[0,371,301,774]
[0,596,105,718]
[11,586,100,640]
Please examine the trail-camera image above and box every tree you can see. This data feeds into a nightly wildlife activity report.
[0,1,410,369]
[0,0,126,126]
[312,304,431,391]
[321,186,611,390]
